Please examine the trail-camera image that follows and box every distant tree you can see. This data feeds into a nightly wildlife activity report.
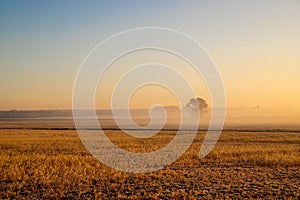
[185,97,209,112]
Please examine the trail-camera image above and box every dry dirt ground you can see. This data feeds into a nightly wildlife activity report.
[0,129,299,199]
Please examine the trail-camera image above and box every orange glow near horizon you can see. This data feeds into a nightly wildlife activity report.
[128,84,180,109]
[1,1,300,113]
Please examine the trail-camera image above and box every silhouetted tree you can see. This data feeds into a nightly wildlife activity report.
[185,97,208,112]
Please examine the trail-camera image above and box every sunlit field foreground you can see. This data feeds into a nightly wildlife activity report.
[0,129,299,199]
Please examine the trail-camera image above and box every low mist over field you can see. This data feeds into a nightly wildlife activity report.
[1,0,299,199]
[1,106,299,130]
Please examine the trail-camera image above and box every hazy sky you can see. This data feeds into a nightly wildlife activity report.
[0,0,299,110]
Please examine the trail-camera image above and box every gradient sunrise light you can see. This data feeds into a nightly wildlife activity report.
[0,1,299,112]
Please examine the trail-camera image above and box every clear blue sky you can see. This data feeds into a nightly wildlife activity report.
[0,0,299,109]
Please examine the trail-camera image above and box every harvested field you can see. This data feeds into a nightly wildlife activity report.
[0,129,299,199]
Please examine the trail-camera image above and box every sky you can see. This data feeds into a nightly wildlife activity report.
[0,0,300,110]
